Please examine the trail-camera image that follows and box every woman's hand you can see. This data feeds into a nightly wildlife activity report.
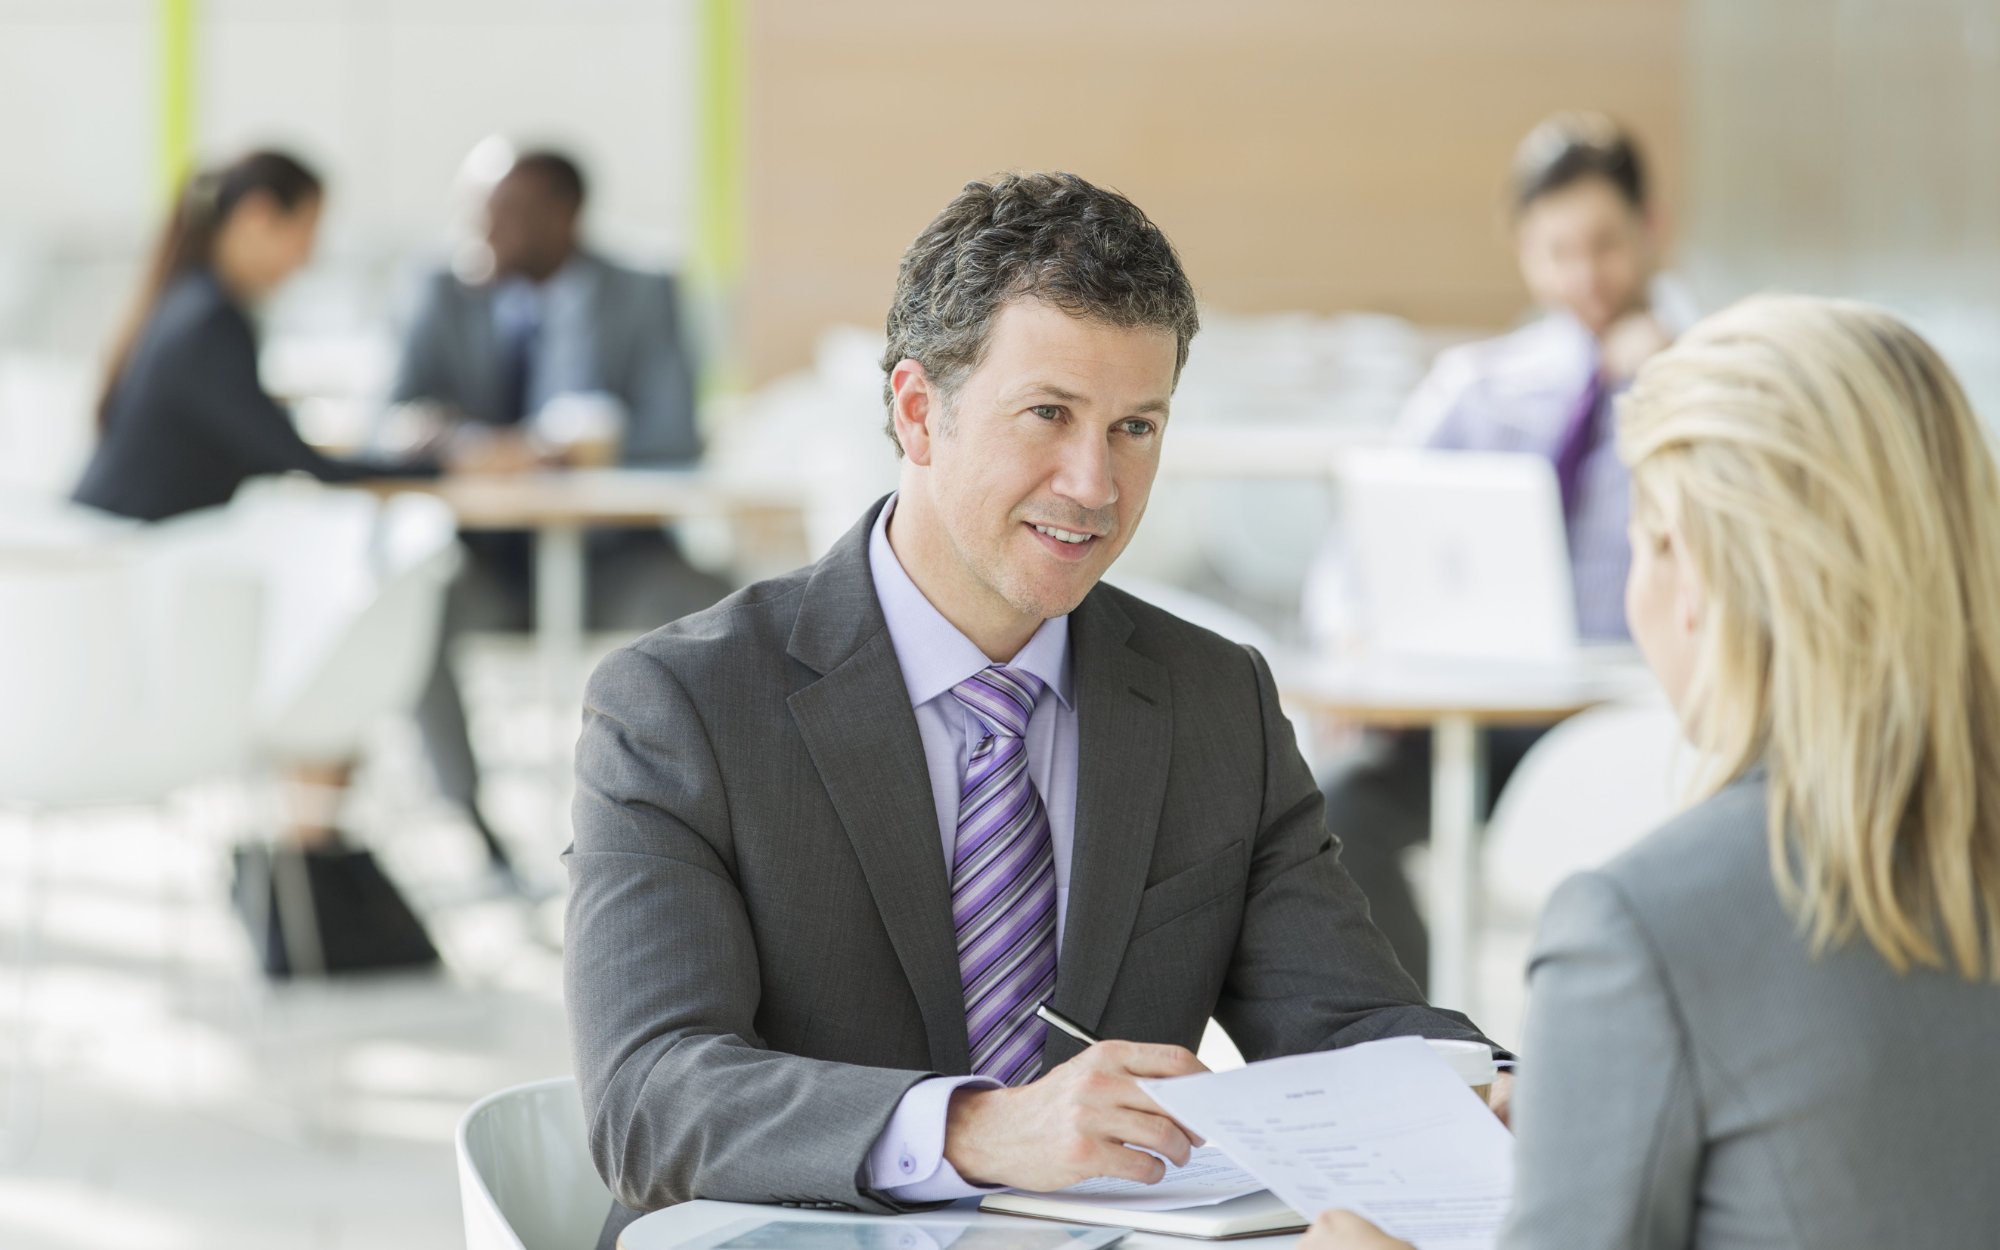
[1299,1209,1416,1250]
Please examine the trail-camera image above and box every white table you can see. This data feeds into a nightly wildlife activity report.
[366,469,807,837]
[1280,657,1651,1016]
[620,1196,1302,1250]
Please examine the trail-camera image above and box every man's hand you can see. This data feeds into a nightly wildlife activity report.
[1598,309,1672,382]
[942,1040,1207,1191]
[1485,1070,1515,1128]
[442,427,552,475]
[1300,1210,1416,1250]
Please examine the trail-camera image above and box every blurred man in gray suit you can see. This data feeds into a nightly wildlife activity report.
[391,150,700,466]
[564,172,1508,1248]
[392,149,727,878]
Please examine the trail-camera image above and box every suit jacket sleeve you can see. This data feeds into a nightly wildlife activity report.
[564,644,942,1213]
[1212,646,1501,1057]
[615,273,700,466]
[1499,871,1700,1250]
[180,301,433,482]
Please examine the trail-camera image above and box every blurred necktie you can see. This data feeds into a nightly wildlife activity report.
[496,306,541,426]
[1552,369,1605,524]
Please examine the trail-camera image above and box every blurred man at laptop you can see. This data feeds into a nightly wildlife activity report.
[1308,113,1691,989]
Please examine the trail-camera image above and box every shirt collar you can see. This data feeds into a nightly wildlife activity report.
[493,255,593,325]
[868,493,1073,712]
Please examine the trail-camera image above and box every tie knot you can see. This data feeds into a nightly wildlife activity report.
[951,666,1044,740]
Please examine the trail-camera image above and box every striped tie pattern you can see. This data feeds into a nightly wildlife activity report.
[950,666,1057,1085]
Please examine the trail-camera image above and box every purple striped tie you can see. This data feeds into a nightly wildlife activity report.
[950,666,1057,1085]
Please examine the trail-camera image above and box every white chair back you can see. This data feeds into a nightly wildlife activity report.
[1482,696,1693,916]
[456,1076,611,1250]
[0,512,263,807]
[243,485,463,763]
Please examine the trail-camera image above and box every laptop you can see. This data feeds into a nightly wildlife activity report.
[1337,448,1594,685]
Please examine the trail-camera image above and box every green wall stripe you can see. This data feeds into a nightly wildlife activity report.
[694,0,745,289]
[159,0,198,198]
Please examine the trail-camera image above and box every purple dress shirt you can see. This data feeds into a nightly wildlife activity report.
[863,494,1079,1201]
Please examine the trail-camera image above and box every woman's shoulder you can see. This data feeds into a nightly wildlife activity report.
[1613,770,1769,871]
[1560,772,1777,947]
[147,270,247,348]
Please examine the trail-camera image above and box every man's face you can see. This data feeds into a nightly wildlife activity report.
[893,299,1178,643]
[484,170,576,282]
[1515,177,1656,337]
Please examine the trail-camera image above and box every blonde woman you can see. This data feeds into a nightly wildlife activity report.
[1307,295,2000,1250]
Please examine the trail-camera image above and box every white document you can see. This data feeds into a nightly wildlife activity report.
[1019,1145,1266,1212]
[1139,1037,1514,1250]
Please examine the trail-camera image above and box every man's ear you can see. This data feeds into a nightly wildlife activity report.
[1642,202,1672,255]
[889,358,939,466]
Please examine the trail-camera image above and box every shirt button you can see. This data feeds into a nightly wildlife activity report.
[899,1153,916,1173]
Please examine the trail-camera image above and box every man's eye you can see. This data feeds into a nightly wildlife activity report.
[1031,405,1063,420]
[1121,419,1156,437]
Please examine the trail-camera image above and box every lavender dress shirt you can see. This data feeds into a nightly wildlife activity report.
[862,494,1079,1201]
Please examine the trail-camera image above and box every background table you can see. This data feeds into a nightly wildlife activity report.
[365,469,807,837]
[1279,657,1650,1016]
[620,1195,1304,1250]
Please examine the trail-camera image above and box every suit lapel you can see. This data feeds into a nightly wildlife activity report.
[787,502,970,1074]
[1044,588,1172,1065]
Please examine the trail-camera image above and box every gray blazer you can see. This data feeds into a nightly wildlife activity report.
[564,498,1494,1243]
[1504,771,2000,1249]
[389,251,698,465]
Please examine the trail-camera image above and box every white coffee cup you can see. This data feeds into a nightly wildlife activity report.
[532,390,628,467]
[1424,1038,1498,1099]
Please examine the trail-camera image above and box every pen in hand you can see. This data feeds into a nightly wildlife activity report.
[1036,1002,1103,1046]
[1034,1001,1210,1154]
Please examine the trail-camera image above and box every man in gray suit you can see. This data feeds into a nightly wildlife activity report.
[391,150,727,875]
[565,171,1506,1246]
[390,150,699,467]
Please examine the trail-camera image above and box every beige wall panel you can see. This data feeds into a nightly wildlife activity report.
[744,0,1684,380]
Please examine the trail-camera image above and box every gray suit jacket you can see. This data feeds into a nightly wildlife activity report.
[564,498,1494,1242]
[389,251,698,465]
[1505,771,2000,1249]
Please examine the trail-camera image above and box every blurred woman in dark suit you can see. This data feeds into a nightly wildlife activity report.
[75,150,441,978]
[75,149,430,518]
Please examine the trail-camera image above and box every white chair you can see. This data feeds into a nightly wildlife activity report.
[0,512,265,1155]
[457,1076,612,1250]
[232,482,464,766]
[196,481,464,979]
[1482,696,1693,919]
[0,512,265,808]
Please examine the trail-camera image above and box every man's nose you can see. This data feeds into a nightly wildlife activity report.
[1050,429,1117,512]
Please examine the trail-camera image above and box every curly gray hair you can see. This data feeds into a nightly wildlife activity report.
[880,171,1199,452]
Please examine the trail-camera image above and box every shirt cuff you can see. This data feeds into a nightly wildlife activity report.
[867,1075,1004,1201]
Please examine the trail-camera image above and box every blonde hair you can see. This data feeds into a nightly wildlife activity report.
[1619,294,2000,979]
